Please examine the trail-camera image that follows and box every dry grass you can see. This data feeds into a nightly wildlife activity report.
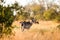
[0,20,60,40]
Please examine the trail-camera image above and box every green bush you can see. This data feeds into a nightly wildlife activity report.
[55,15,60,22]
[0,3,16,37]
[43,8,57,20]
[57,25,60,29]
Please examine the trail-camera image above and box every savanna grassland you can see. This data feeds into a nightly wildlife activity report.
[4,20,60,40]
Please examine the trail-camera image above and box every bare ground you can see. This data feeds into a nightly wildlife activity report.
[1,20,60,40]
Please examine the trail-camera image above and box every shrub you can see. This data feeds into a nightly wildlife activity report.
[57,25,60,30]
[55,15,60,22]
[43,8,57,20]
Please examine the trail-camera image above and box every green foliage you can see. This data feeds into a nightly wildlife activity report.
[15,7,30,20]
[34,14,41,20]
[57,25,60,30]
[0,6,14,26]
[43,8,57,20]
[54,14,60,22]
[0,4,15,37]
